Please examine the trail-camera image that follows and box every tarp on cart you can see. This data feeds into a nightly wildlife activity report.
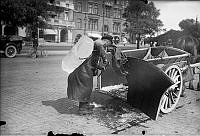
[124,57,174,120]
[100,55,174,120]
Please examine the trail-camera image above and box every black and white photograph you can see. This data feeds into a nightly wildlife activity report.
[0,0,200,135]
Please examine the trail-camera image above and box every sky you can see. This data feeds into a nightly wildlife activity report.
[152,1,200,31]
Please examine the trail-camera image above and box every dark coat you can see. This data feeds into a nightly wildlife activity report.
[67,57,94,102]
[67,40,107,102]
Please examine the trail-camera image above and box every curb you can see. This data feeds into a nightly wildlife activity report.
[17,51,69,57]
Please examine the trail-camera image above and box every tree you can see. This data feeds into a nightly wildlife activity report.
[177,18,200,57]
[123,0,163,48]
[1,0,65,51]
[148,29,183,46]
[179,18,200,40]
[1,0,51,28]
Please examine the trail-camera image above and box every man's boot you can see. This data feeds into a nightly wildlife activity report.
[78,102,94,115]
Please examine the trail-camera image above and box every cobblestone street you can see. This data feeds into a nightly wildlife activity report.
[0,55,200,135]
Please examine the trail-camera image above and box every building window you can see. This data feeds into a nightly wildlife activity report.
[104,25,109,32]
[77,18,82,29]
[113,8,121,18]
[54,19,59,23]
[104,0,113,6]
[54,13,59,20]
[66,3,69,8]
[113,22,121,33]
[75,1,82,12]
[59,12,65,20]
[55,1,60,6]
[121,1,125,7]
[39,30,44,38]
[44,35,55,42]
[88,3,98,15]
[125,0,129,7]
[88,3,93,13]
[88,19,98,31]
[93,4,98,14]
[114,0,120,5]
[105,6,111,17]
[65,12,69,20]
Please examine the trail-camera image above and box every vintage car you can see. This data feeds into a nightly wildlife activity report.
[0,35,24,58]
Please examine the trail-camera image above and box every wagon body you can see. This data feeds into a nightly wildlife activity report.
[97,46,192,120]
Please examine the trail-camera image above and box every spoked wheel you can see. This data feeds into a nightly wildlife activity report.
[5,45,17,58]
[28,47,37,58]
[160,65,183,113]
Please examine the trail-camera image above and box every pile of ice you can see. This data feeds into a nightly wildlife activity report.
[101,84,128,92]
[89,102,103,108]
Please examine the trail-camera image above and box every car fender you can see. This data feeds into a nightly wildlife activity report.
[5,42,22,53]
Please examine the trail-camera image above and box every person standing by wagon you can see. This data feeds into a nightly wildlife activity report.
[62,35,113,113]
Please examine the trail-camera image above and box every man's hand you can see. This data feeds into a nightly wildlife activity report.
[103,58,108,64]
[102,61,110,71]
[121,58,128,65]
[102,66,106,71]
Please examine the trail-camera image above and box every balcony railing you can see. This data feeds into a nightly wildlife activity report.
[47,18,75,27]
[55,1,74,10]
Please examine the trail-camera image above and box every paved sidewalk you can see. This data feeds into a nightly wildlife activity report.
[18,50,69,57]
[19,42,140,57]
[0,56,199,135]
[18,42,138,57]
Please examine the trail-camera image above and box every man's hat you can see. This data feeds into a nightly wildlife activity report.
[101,35,113,44]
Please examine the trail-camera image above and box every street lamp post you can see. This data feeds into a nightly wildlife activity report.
[102,0,105,36]
[84,12,87,35]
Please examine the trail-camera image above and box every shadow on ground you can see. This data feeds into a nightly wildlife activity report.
[42,98,79,114]
[42,91,150,132]
[90,91,150,131]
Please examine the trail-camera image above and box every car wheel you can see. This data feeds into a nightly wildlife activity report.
[5,45,17,58]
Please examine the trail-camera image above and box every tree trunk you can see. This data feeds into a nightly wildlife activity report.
[31,24,39,57]
[136,34,141,49]
[136,39,139,49]
[130,32,133,44]
[0,24,2,35]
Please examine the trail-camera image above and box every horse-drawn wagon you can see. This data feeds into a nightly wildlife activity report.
[96,46,198,120]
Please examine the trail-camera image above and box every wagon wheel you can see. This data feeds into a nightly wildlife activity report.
[160,65,183,113]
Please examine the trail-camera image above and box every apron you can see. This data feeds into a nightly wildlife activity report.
[67,57,94,102]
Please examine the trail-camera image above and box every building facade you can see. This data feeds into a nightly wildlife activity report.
[1,0,129,44]
[73,0,128,42]
[39,0,75,43]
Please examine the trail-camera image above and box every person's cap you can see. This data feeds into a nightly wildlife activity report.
[101,35,113,43]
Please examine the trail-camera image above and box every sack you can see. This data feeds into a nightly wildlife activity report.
[62,35,94,74]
